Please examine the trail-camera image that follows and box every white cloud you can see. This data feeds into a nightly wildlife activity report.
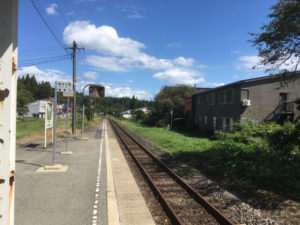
[116,5,144,19]
[153,68,205,85]
[46,3,58,15]
[202,82,224,88]
[18,66,152,98]
[63,21,145,57]
[105,86,152,99]
[174,57,195,67]
[235,55,260,70]
[19,66,71,86]
[85,55,130,72]
[63,21,209,85]
[83,71,98,80]
[236,55,299,71]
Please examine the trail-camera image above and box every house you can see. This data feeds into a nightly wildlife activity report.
[189,72,300,132]
[120,107,151,119]
[120,109,132,119]
[134,107,151,114]
[25,100,47,118]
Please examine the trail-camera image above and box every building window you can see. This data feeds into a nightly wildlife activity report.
[218,91,226,104]
[218,89,234,104]
[199,95,205,104]
[213,117,217,129]
[226,117,233,130]
[204,116,207,125]
[226,89,234,103]
[208,93,215,105]
[217,117,223,129]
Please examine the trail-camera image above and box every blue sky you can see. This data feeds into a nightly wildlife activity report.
[18,0,279,99]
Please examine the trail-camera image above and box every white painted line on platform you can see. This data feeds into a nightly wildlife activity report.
[91,121,105,225]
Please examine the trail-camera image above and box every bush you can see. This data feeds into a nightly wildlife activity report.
[215,121,300,158]
[267,121,300,157]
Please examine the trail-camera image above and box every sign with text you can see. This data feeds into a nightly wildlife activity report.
[55,81,74,97]
[46,103,53,129]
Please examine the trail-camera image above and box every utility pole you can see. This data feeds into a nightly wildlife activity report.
[66,41,84,134]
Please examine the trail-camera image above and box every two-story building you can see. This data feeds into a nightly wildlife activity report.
[190,72,300,132]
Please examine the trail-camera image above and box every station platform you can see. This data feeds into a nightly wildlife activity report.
[15,119,155,225]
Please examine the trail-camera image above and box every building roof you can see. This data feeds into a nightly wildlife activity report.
[192,72,300,97]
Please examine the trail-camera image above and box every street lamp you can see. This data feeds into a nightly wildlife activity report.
[81,84,105,139]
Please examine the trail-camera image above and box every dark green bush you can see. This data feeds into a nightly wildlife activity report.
[266,121,300,157]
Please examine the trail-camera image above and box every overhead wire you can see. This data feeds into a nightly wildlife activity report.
[54,0,68,26]
[19,55,71,67]
[30,0,70,55]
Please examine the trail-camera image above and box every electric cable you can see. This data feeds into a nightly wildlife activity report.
[30,0,70,55]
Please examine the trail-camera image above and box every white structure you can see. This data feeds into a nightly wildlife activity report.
[120,109,132,119]
[0,1,18,224]
[25,100,47,118]
[120,107,151,118]
[135,107,151,114]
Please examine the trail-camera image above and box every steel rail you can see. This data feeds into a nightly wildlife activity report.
[109,119,235,225]
[110,120,184,225]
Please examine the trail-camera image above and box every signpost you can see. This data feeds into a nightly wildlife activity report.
[52,81,74,162]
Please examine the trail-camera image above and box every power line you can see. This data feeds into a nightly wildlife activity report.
[30,0,70,54]
[19,54,70,63]
[19,55,71,67]
[54,0,68,26]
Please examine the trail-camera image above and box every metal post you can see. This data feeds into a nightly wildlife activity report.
[170,110,173,130]
[81,94,85,138]
[44,104,47,149]
[72,41,76,135]
[81,84,89,139]
[0,1,18,224]
[66,97,69,152]
[52,89,57,166]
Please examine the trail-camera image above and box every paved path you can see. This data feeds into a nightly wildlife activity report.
[15,120,155,225]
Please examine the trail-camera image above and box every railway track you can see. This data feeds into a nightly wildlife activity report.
[109,119,235,225]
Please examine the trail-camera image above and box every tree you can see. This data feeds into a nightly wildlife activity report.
[17,79,33,115]
[250,0,300,72]
[129,95,137,109]
[154,85,197,127]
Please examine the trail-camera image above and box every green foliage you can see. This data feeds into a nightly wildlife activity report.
[250,0,300,72]
[17,75,54,115]
[119,119,300,201]
[267,121,300,156]
[94,96,154,115]
[153,85,197,127]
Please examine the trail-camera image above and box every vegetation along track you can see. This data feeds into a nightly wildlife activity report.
[109,119,235,225]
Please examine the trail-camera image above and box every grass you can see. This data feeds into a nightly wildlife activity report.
[117,119,212,155]
[16,117,66,139]
[117,119,300,203]
[17,116,101,140]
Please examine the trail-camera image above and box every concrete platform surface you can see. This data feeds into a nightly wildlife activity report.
[105,120,155,225]
[15,120,155,225]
